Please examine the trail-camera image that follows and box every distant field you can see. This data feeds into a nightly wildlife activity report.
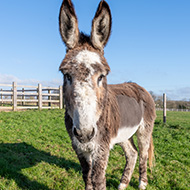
[0,110,189,190]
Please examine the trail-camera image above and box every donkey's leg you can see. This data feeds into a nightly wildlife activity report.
[77,153,93,190]
[91,148,109,190]
[136,122,153,190]
[118,138,138,190]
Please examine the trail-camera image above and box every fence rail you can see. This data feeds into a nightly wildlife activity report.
[0,82,63,111]
[156,108,190,112]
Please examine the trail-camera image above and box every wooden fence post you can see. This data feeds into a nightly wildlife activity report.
[22,88,25,106]
[38,83,42,110]
[13,82,17,111]
[48,89,51,107]
[163,93,166,123]
[59,85,63,109]
[0,88,2,105]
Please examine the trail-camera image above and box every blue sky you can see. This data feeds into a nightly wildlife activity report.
[0,0,190,100]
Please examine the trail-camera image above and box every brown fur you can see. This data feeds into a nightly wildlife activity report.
[109,83,156,125]
[59,0,79,49]
[91,1,112,50]
[119,138,138,187]
[64,81,156,189]
[59,44,110,75]
[97,88,121,144]
[59,1,156,189]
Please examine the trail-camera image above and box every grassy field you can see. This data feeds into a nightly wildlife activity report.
[0,109,189,190]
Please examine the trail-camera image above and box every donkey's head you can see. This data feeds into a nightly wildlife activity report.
[59,0,112,143]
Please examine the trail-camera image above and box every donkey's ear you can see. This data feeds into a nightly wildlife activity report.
[59,0,79,49]
[91,1,112,50]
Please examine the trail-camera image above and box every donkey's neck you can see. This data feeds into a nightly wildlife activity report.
[97,88,120,144]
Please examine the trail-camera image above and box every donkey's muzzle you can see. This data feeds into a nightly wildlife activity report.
[73,127,95,143]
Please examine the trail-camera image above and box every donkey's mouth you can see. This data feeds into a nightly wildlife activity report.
[73,127,95,143]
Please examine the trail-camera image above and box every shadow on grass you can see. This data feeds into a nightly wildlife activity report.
[0,142,80,190]
[106,175,119,189]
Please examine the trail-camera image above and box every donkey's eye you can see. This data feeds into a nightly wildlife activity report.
[65,74,72,84]
[98,74,105,84]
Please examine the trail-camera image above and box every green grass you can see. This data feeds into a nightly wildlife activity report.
[0,110,189,189]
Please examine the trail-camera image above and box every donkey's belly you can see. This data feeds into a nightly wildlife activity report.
[109,118,143,149]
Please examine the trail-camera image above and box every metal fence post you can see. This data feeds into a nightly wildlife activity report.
[163,93,166,123]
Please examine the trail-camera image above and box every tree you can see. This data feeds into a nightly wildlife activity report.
[149,91,157,102]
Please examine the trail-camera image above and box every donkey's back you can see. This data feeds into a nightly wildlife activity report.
[109,82,155,128]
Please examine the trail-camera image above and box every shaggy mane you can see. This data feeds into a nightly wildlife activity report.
[78,32,92,45]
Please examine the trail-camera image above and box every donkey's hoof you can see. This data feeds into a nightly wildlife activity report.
[118,183,127,190]
[138,180,147,189]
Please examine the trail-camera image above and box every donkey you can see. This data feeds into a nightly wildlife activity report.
[59,0,156,189]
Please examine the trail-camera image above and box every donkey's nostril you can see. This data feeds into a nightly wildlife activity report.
[88,128,95,141]
[73,127,95,143]
[73,127,82,137]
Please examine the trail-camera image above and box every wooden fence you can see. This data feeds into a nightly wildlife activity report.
[0,82,63,111]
